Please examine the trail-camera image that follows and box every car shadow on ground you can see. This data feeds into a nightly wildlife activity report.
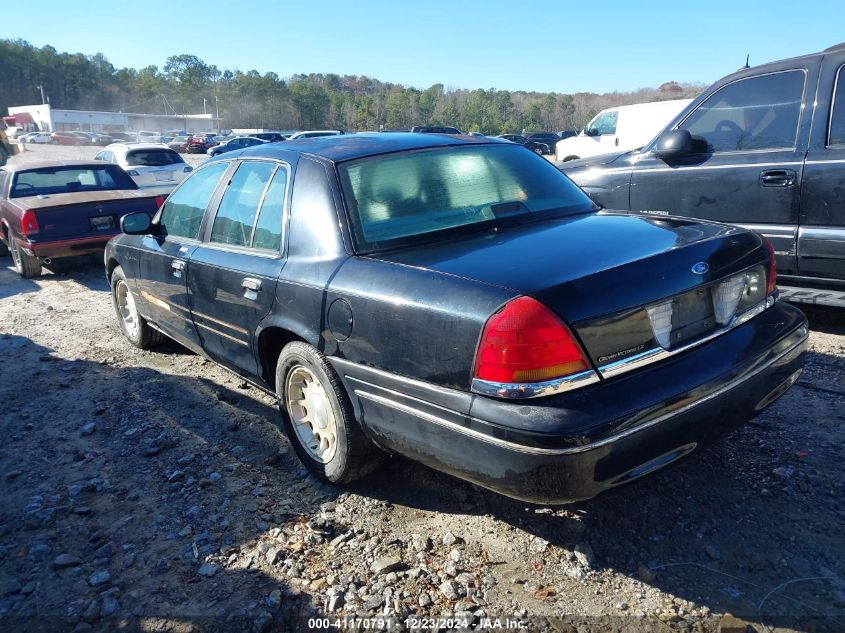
[1,329,842,632]
[346,345,845,631]
[0,334,333,632]
[0,258,40,299]
[799,304,845,336]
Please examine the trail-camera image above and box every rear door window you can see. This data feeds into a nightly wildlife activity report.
[209,161,276,248]
[680,70,805,152]
[126,149,184,166]
[158,161,229,239]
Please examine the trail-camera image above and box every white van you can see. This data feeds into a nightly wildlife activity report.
[555,98,693,162]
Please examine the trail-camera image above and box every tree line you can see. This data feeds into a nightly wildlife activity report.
[0,39,705,134]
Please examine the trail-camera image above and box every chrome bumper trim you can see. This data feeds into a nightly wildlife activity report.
[356,327,808,456]
[598,296,776,380]
[470,369,600,399]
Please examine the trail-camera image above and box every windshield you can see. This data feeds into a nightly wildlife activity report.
[126,149,184,166]
[10,165,138,197]
[338,144,595,252]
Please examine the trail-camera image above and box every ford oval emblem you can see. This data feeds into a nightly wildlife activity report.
[692,262,709,275]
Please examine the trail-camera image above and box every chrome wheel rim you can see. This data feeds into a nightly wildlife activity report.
[115,280,139,338]
[285,365,337,463]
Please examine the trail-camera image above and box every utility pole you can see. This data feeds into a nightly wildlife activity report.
[215,96,220,132]
[37,85,46,104]
[203,97,207,114]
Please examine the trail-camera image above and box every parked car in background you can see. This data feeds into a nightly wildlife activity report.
[557,129,578,140]
[410,125,463,134]
[207,136,267,157]
[95,143,193,192]
[105,133,806,504]
[561,43,845,308]
[167,136,192,153]
[69,131,96,145]
[252,132,286,143]
[0,161,164,277]
[555,99,693,162]
[51,131,85,145]
[287,130,345,140]
[186,133,218,154]
[108,132,135,142]
[497,134,551,155]
[526,132,563,155]
[20,132,51,144]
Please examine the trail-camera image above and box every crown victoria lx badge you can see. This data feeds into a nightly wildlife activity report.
[692,262,709,274]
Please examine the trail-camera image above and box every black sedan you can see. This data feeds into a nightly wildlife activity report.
[105,134,807,504]
[497,134,551,155]
[207,136,267,157]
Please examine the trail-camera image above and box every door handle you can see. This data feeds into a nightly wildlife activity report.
[171,259,186,277]
[759,169,796,187]
[242,277,262,300]
[241,277,262,292]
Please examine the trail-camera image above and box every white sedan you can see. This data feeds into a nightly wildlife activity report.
[95,142,193,192]
[21,132,52,144]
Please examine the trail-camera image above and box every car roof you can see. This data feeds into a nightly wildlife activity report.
[1,160,113,173]
[233,132,511,163]
[105,142,174,151]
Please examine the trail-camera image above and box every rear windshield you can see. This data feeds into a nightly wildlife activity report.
[338,144,595,252]
[10,166,138,198]
[126,149,184,166]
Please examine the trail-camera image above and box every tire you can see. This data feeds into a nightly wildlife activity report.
[276,341,383,484]
[533,146,544,155]
[10,238,42,278]
[0,146,7,167]
[0,236,9,257]
[563,155,580,162]
[110,266,165,349]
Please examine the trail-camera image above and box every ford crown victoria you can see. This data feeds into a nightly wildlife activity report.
[104,134,808,504]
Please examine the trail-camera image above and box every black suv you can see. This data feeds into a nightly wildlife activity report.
[561,43,845,308]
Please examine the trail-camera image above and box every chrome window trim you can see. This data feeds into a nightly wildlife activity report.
[827,62,845,148]
[598,295,777,379]
[470,369,600,399]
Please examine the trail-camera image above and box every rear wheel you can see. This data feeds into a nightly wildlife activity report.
[276,341,383,484]
[111,266,165,349]
[10,238,42,278]
[563,155,580,162]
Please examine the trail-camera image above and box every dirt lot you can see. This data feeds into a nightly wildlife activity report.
[0,145,844,633]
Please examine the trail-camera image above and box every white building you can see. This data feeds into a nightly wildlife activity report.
[7,104,220,134]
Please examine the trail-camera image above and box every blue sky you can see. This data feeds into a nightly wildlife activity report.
[2,0,842,94]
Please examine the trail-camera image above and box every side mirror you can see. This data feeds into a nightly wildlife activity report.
[584,127,600,137]
[653,129,693,159]
[120,212,153,235]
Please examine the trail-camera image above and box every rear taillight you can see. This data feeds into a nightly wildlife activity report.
[21,209,39,237]
[473,296,590,384]
[154,195,166,209]
[762,236,777,295]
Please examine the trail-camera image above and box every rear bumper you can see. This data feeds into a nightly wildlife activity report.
[18,233,118,259]
[332,301,808,504]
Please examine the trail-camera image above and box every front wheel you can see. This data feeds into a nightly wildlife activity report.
[10,238,41,278]
[111,266,165,349]
[276,341,383,484]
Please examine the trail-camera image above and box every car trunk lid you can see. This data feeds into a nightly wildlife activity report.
[13,190,159,242]
[370,212,771,369]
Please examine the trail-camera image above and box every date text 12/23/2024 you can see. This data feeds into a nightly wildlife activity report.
[307,617,527,629]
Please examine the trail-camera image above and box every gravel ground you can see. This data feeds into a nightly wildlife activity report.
[0,145,844,633]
